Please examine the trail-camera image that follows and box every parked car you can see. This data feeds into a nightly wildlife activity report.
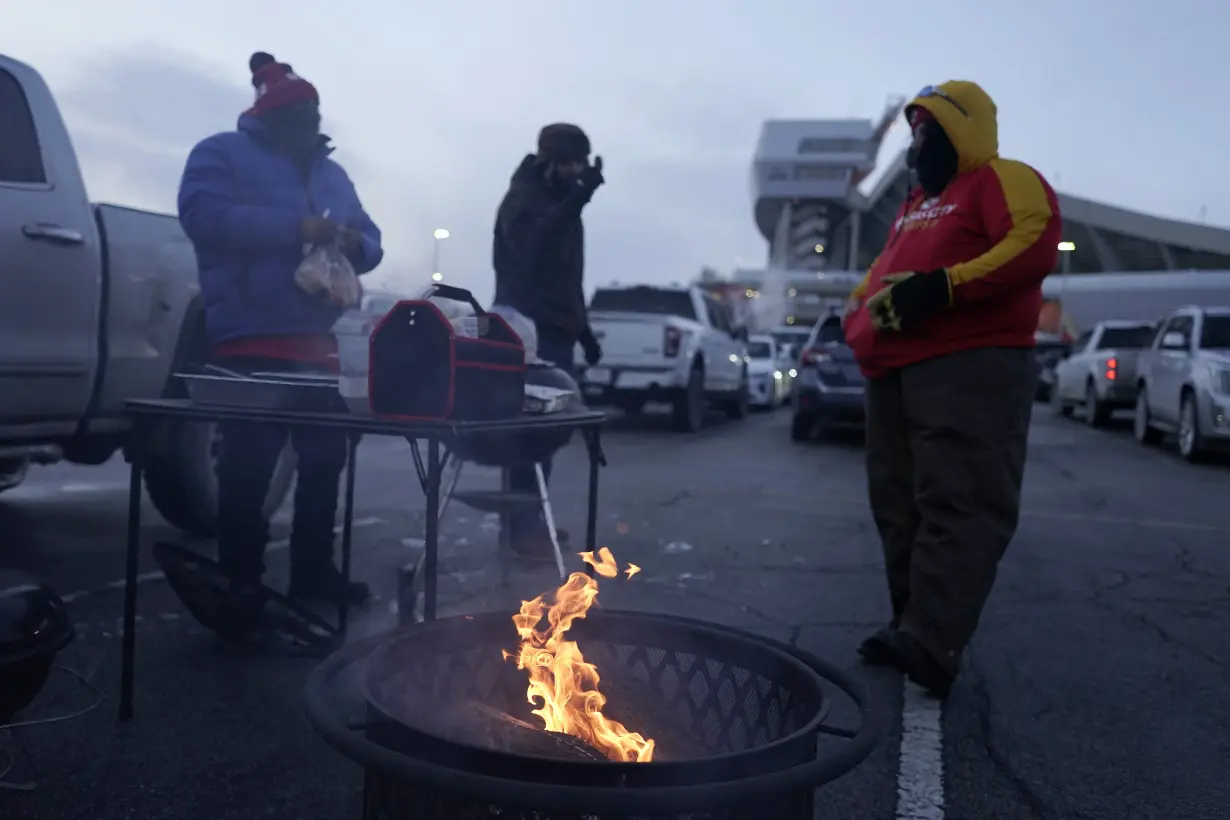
[1049,320,1156,426]
[1134,306,1230,461]
[770,325,812,363]
[744,334,792,410]
[578,284,749,432]
[0,53,295,533]
[1032,333,1072,402]
[790,317,864,441]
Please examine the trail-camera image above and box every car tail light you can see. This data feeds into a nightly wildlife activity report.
[663,326,682,358]
[1105,356,1117,381]
[799,347,831,366]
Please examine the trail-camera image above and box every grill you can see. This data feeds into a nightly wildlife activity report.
[305,611,879,820]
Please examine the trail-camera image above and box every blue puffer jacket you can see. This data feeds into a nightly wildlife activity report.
[178,115,383,345]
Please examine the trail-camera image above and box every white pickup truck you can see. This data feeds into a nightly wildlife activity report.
[578,284,749,432]
[1049,319,1156,426]
[0,53,294,531]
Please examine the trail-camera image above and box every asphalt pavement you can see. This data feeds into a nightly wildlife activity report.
[2,403,1228,820]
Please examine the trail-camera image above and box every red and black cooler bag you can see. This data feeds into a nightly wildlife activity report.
[368,285,526,421]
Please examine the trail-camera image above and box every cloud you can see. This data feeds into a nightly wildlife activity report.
[50,42,768,304]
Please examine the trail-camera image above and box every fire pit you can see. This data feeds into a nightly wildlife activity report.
[305,600,879,818]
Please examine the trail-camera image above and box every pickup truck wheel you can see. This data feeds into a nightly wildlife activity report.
[1178,392,1207,463]
[671,367,705,433]
[1133,388,1162,445]
[144,421,296,536]
[1084,380,1111,427]
[1050,382,1072,417]
[724,370,750,420]
[0,456,30,494]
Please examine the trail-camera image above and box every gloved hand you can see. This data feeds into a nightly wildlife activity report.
[340,228,364,257]
[299,216,340,245]
[866,269,952,332]
[575,156,605,199]
[579,326,602,366]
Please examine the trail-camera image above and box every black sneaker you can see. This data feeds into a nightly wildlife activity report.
[288,567,371,607]
[857,623,899,667]
[893,631,955,700]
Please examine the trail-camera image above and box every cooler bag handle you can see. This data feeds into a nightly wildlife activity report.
[429,284,487,316]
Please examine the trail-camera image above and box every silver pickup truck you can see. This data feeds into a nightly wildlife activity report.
[0,53,293,532]
[1133,305,1230,462]
[1049,320,1156,426]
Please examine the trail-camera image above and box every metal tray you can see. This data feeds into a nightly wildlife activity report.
[177,369,345,413]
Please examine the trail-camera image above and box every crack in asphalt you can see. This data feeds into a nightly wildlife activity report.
[966,647,1061,820]
[1089,575,1229,675]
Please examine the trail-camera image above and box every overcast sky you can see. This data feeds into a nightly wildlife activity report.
[4,0,1227,301]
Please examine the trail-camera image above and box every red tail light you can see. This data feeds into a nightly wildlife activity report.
[663,326,682,358]
[1105,356,1117,381]
[799,347,831,366]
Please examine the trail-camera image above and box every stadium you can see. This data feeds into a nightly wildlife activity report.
[706,102,1230,331]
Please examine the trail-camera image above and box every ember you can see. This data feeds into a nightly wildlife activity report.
[505,547,653,762]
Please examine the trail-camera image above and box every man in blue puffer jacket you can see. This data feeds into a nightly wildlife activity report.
[178,52,382,616]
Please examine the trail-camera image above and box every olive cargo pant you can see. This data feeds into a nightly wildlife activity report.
[865,346,1035,673]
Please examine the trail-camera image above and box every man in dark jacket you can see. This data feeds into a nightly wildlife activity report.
[492,124,604,556]
[177,52,383,617]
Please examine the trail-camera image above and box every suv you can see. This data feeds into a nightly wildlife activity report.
[790,317,865,441]
[1134,306,1230,461]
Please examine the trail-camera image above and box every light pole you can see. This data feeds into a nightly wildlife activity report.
[432,228,449,282]
[1057,241,1075,297]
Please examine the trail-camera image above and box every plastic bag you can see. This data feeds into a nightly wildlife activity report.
[490,304,541,363]
[294,243,361,309]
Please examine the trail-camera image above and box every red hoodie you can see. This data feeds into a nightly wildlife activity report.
[845,81,1062,378]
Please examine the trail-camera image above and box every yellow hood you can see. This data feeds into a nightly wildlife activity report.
[906,80,998,175]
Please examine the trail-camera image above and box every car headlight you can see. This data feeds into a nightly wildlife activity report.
[1214,368,1230,395]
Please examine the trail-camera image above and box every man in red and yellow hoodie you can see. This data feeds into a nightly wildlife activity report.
[844,81,1061,698]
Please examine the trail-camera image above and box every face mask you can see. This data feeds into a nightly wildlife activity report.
[906,119,958,196]
[261,104,322,159]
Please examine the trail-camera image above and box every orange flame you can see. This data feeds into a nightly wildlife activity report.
[507,547,654,762]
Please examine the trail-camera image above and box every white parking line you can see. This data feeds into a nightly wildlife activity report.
[897,681,945,820]
[1022,509,1230,533]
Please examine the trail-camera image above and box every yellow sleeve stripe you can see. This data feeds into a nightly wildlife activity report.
[947,161,1052,286]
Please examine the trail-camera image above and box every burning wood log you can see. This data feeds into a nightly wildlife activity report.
[398,695,605,763]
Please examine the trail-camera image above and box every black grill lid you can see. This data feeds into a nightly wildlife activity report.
[0,569,73,665]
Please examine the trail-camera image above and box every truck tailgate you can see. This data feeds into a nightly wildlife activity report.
[590,313,671,363]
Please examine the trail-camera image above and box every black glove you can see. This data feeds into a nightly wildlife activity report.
[867,269,952,332]
[579,326,602,366]
[575,156,605,199]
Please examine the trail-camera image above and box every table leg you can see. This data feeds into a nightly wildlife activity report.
[498,467,511,589]
[338,432,360,634]
[423,438,441,621]
[583,429,602,578]
[118,428,145,722]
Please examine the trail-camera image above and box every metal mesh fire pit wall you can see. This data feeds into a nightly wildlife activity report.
[303,611,880,820]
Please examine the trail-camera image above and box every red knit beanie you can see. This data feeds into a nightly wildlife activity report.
[247,52,319,116]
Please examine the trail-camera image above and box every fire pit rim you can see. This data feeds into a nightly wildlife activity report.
[304,611,883,816]
[361,608,832,779]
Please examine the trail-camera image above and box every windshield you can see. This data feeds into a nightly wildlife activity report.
[813,319,846,346]
[1199,316,1230,349]
[747,341,773,359]
[772,331,809,347]
[1097,326,1155,350]
[589,288,697,320]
